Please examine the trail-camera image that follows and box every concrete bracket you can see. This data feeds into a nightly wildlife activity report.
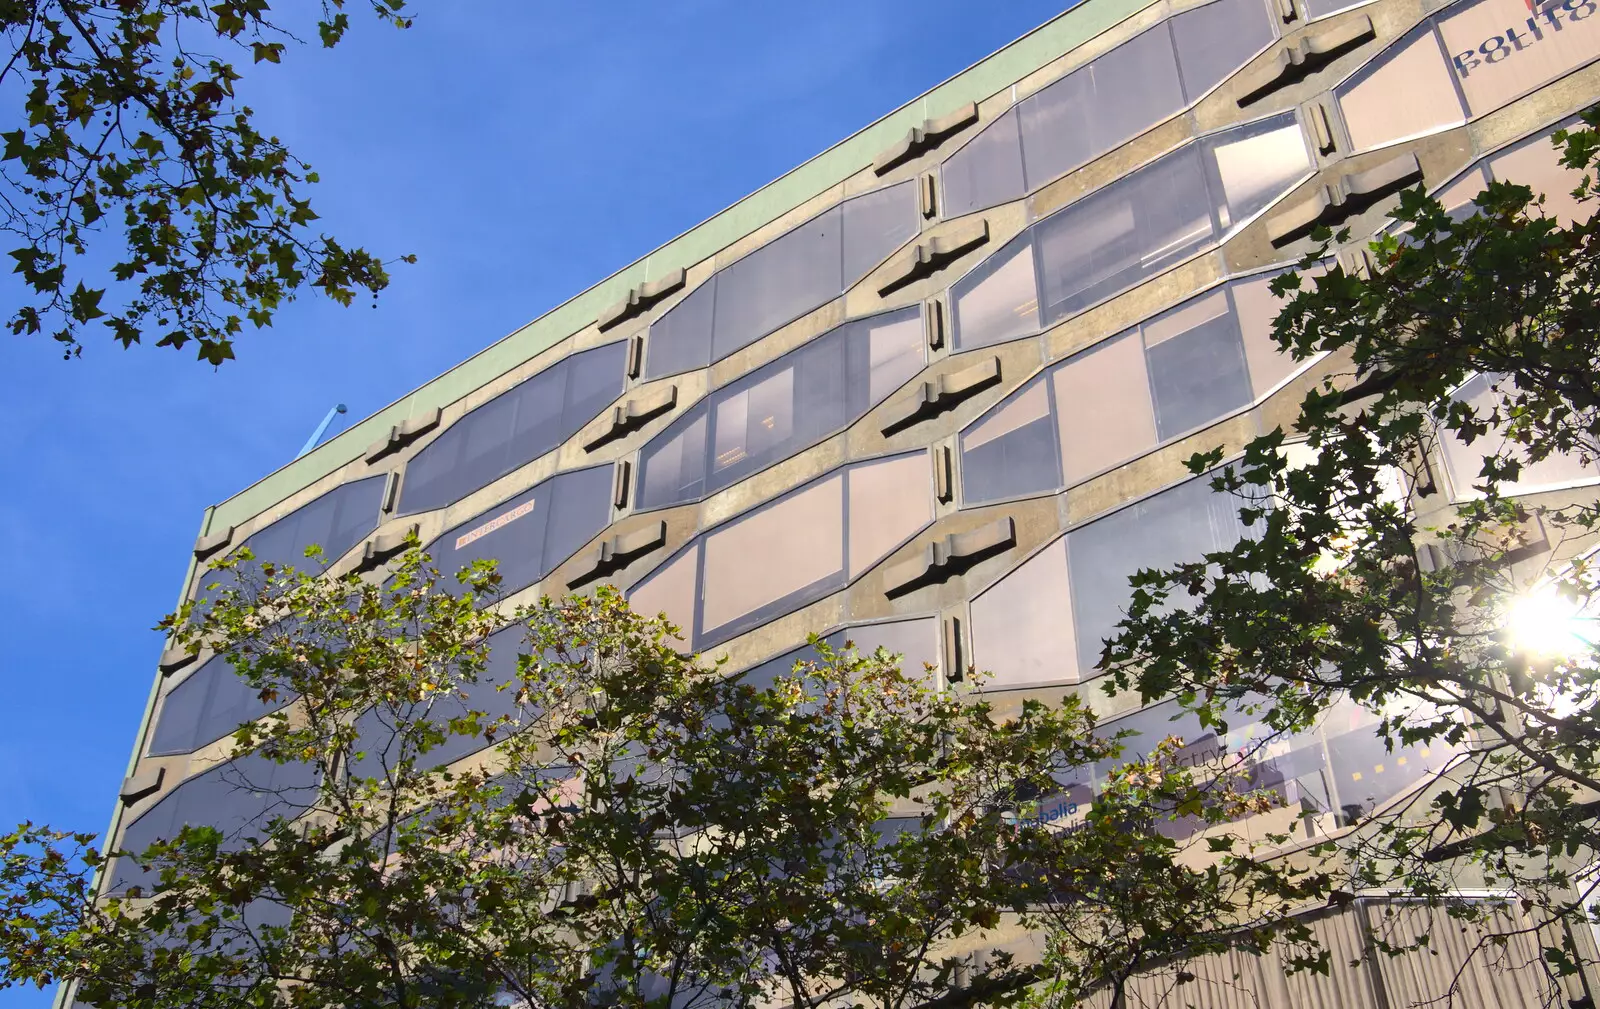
[885,516,1017,597]
[881,356,1001,435]
[877,219,990,296]
[872,102,980,175]
[567,520,668,588]
[596,268,688,332]
[583,386,679,451]
[1237,15,1375,106]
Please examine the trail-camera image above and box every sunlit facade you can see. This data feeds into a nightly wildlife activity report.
[105,0,1600,1003]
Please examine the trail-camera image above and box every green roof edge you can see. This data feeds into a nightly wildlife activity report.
[207,0,1151,533]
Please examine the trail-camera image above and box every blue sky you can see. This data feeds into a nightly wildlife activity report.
[0,2,1068,1005]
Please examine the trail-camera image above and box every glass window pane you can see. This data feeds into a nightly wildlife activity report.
[712,206,843,362]
[645,280,716,381]
[706,330,844,491]
[1488,124,1594,226]
[1067,473,1254,673]
[1144,289,1253,439]
[842,181,920,282]
[628,547,700,645]
[1436,0,1600,117]
[862,310,926,403]
[846,454,934,579]
[1303,0,1374,18]
[636,409,709,511]
[960,377,1062,504]
[941,108,1027,218]
[1052,332,1157,485]
[1020,26,1186,191]
[1337,27,1466,152]
[1433,163,1491,218]
[1172,0,1277,101]
[1034,144,1215,326]
[148,656,220,755]
[400,345,624,515]
[831,618,941,680]
[701,474,846,639]
[1229,273,1301,397]
[1204,112,1311,229]
[428,465,613,600]
[970,538,1078,687]
[951,235,1040,351]
[1439,374,1597,496]
[246,475,386,570]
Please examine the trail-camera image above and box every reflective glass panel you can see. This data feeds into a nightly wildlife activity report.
[627,547,700,645]
[970,538,1078,687]
[1034,144,1215,324]
[1203,112,1313,229]
[712,206,843,362]
[950,235,1040,351]
[636,308,924,510]
[1018,25,1185,193]
[959,376,1060,505]
[1436,0,1600,117]
[842,180,921,282]
[1336,27,1466,152]
[1439,373,1597,496]
[737,617,941,692]
[1143,289,1253,439]
[941,108,1027,219]
[114,753,321,893]
[1053,331,1158,485]
[644,279,716,381]
[148,654,291,757]
[1172,0,1277,100]
[428,464,614,599]
[846,453,935,579]
[1488,122,1594,226]
[1067,473,1256,673]
[1230,271,1302,396]
[400,342,627,514]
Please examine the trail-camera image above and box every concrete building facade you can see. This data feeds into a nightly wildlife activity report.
[102,0,1600,1003]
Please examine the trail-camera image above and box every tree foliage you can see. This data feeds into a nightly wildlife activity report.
[0,1,414,364]
[0,544,1327,1009]
[1104,108,1600,986]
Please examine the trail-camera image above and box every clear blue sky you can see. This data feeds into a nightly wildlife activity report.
[0,2,1069,1005]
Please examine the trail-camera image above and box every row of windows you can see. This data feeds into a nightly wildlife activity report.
[942,0,1280,217]
[148,654,288,758]
[960,272,1299,506]
[1335,0,1600,155]
[637,307,925,510]
[644,182,920,380]
[628,454,936,650]
[951,112,1314,351]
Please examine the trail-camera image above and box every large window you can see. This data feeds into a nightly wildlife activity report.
[636,308,924,510]
[969,472,1258,685]
[732,618,942,692]
[427,464,614,600]
[941,0,1277,217]
[398,342,627,516]
[950,114,1311,350]
[347,622,536,781]
[148,654,291,757]
[643,183,919,380]
[113,753,321,893]
[1439,374,1597,497]
[628,454,934,650]
[195,475,387,603]
[959,272,1300,506]
[1336,0,1600,154]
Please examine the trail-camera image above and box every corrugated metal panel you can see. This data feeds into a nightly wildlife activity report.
[1278,909,1385,1009]
[1366,900,1556,1009]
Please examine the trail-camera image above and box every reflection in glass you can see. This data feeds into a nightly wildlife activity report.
[1204,115,1315,229]
[941,108,1027,220]
[399,342,626,516]
[1335,26,1466,153]
[427,464,614,600]
[148,654,291,757]
[637,309,924,510]
[643,183,918,380]
[970,538,1078,687]
[1438,374,1597,497]
[1435,0,1600,118]
[950,235,1039,351]
[959,377,1060,505]
[1143,289,1253,439]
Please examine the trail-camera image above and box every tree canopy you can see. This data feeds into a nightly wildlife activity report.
[0,1,414,365]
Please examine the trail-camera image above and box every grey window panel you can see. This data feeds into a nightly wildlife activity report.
[1302,0,1375,18]
[735,618,940,694]
[195,475,386,607]
[940,108,1027,218]
[112,753,321,893]
[949,234,1039,351]
[643,279,716,381]
[1145,309,1254,440]
[399,342,627,515]
[711,206,843,362]
[1201,111,1312,230]
[635,308,924,510]
[147,654,292,757]
[428,464,614,600]
[347,622,537,781]
[1018,25,1185,193]
[1034,144,1216,325]
[841,180,920,283]
[1171,0,1277,102]
[1066,472,1254,674]
[958,376,1062,505]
